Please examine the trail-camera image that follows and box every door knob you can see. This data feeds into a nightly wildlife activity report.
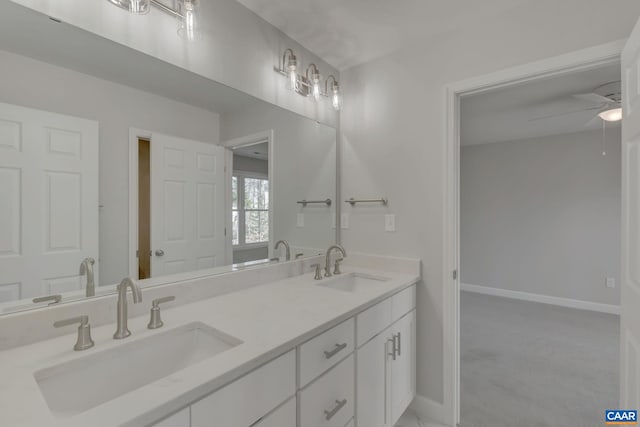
[155,250,165,257]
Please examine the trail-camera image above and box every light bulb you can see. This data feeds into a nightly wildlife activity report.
[288,69,298,91]
[598,107,622,122]
[178,0,198,41]
[312,82,321,101]
[332,86,341,111]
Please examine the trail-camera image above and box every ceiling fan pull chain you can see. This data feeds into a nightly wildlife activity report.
[602,120,607,156]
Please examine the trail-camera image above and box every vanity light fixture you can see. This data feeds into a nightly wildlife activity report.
[108,0,150,14]
[177,0,198,41]
[598,107,623,122]
[325,75,341,111]
[275,49,342,111]
[307,64,322,101]
[107,0,199,41]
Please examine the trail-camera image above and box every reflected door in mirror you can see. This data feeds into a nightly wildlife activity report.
[0,102,98,302]
[143,132,226,277]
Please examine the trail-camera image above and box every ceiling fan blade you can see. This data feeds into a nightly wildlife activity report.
[572,93,612,104]
[585,113,602,127]
[528,105,603,122]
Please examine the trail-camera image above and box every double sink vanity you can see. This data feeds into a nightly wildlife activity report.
[0,253,419,427]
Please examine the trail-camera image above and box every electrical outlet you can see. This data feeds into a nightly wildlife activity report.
[341,213,349,229]
[385,214,396,232]
[606,277,615,288]
[297,213,304,228]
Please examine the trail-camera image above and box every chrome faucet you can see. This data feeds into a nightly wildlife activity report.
[80,257,96,297]
[324,245,346,277]
[275,240,291,261]
[113,277,142,339]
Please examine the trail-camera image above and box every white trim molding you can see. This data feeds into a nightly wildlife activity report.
[442,39,625,427]
[461,283,620,315]
[410,394,446,426]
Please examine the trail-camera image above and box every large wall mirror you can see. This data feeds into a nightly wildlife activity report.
[0,2,337,315]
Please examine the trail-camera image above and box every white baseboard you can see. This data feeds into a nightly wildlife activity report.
[409,394,448,426]
[461,283,620,315]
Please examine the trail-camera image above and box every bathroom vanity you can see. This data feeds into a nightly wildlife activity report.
[0,255,419,427]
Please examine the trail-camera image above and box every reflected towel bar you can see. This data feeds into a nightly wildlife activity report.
[345,197,388,206]
[297,199,332,207]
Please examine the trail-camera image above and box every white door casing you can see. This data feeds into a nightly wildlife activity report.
[621,20,640,410]
[150,132,226,277]
[0,102,98,301]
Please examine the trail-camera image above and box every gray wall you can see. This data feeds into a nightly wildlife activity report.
[460,129,621,306]
[0,49,220,287]
[233,155,268,175]
[340,0,639,412]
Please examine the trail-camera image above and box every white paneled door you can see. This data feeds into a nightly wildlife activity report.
[621,19,640,411]
[0,102,98,302]
[150,132,226,276]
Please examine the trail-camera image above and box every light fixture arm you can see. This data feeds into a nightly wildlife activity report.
[282,48,297,70]
[325,75,339,93]
[306,63,320,82]
[150,0,183,18]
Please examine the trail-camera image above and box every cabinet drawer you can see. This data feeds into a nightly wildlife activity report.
[356,298,391,347]
[300,354,355,427]
[253,397,296,427]
[299,318,355,387]
[191,350,295,427]
[391,285,416,323]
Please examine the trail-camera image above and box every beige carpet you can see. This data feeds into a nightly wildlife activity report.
[460,291,619,427]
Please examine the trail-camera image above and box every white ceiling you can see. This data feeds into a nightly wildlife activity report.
[236,0,531,70]
[233,141,269,161]
[461,63,621,146]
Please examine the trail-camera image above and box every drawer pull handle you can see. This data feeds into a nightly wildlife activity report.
[324,398,347,420]
[388,338,396,361]
[324,343,348,359]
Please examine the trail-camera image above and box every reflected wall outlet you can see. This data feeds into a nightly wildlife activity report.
[297,213,304,228]
[341,213,349,229]
[385,214,396,232]
[606,277,615,288]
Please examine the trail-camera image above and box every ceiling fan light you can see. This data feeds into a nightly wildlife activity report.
[598,107,622,122]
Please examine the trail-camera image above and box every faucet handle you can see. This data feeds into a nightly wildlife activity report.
[54,315,94,351]
[334,258,344,275]
[311,263,323,280]
[33,294,62,306]
[148,296,175,329]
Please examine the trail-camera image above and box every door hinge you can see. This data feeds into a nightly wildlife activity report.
[453,269,457,280]
[224,227,227,236]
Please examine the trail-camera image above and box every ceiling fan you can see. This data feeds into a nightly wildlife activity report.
[530,81,622,124]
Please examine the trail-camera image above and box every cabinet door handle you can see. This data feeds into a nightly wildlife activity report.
[324,398,347,420]
[387,338,396,361]
[324,343,348,359]
[396,332,402,357]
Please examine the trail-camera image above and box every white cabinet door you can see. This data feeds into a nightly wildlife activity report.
[152,407,190,427]
[150,132,227,276]
[0,102,98,301]
[253,398,296,427]
[390,310,416,425]
[621,16,640,412]
[356,329,392,427]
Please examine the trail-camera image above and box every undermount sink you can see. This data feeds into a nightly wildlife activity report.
[34,322,242,418]
[318,272,390,292]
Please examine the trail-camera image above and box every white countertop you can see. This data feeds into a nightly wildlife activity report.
[0,266,419,427]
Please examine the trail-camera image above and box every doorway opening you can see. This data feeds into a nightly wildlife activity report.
[441,41,625,427]
[137,138,151,280]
